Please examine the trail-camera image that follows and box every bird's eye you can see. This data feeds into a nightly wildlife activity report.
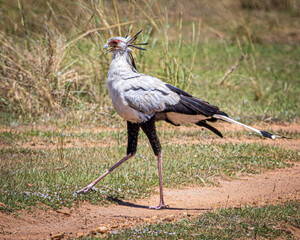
[111,40,118,44]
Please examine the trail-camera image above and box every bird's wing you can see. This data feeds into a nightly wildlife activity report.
[163,84,224,117]
[122,75,226,118]
[122,75,180,114]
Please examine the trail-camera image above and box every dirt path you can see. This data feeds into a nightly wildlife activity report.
[0,122,299,239]
[1,162,299,240]
[1,122,299,151]
[0,121,299,134]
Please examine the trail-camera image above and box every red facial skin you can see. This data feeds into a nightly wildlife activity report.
[110,39,121,46]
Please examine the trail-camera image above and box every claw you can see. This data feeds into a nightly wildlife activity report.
[149,204,169,210]
[76,186,97,194]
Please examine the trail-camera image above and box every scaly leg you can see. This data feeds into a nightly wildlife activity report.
[76,121,140,194]
[76,153,134,194]
[149,152,169,210]
[141,118,169,210]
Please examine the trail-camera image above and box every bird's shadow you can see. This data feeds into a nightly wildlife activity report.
[107,196,209,211]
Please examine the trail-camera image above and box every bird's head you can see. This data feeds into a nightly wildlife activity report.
[103,30,148,54]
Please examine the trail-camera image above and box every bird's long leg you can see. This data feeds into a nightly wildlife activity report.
[76,154,134,194]
[149,151,168,209]
[141,118,168,210]
[76,121,140,194]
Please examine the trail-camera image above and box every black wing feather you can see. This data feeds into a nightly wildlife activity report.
[165,84,192,97]
[164,84,228,117]
[196,121,223,138]
[160,84,228,137]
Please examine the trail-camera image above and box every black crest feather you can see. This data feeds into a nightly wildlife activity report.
[129,30,148,51]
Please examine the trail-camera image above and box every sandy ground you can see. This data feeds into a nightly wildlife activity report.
[0,122,299,239]
[0,122,299,151]
[0,162,299,239]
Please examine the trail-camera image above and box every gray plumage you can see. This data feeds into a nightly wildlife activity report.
[104,34,283,139]
[105,36,224,128]
[106,47,179,123]
[76,31,284,209]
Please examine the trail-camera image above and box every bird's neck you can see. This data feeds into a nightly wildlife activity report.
[109,50,137,78]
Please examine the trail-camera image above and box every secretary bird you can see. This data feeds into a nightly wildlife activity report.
[77,30,284,209]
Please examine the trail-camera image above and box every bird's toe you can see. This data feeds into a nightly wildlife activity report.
[76,186,96,194]
[149,204,169,210]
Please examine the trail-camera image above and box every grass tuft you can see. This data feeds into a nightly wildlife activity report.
[105,201,299,239]
[0,141,298,212]
[0,0,299,123]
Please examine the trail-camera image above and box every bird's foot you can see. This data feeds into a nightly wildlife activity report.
[149,204,169,210]
[76,185,97,194]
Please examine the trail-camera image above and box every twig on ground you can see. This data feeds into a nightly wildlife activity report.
[218,54,246,85]
[54,164,68,170]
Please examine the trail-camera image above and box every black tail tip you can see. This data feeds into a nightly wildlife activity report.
[217,111,229,118]
[260,131,275,139]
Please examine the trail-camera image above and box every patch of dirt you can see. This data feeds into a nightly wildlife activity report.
[168,138,300,151]
[1,138,115,150]
[0,122,299,239]
[0,162,299,240]
[0,121,298,134]
[0,125,122,134]
[0,122,299,150]
[1,136,298,151]
[160,121,300,134]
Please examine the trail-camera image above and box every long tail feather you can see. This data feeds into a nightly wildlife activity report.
[213,114,285,139]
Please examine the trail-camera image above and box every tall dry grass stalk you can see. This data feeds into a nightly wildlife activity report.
[0,1,131,118]
[0,0,298,121]
[239,0,297,10]
[0,0,197,120]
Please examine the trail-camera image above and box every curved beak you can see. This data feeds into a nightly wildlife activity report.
[103,43,115,54]
[103,43,110,50]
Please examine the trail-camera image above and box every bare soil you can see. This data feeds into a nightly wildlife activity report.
[0,162,299,240]
[0,122,299,151]
[0,121,299,135]
[0,122,299,239]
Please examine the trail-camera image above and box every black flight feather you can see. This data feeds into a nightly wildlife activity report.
[164,84,229,118]
[165,84,192,97]
[164,95,219,117]
[196,121,223,138]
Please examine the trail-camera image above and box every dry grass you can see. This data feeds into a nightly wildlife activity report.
[240,0,297,10]
[0,0,299,122]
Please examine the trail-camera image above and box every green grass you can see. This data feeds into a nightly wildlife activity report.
[0,139,298,212]
[0,123,298,153]
[102,201,299,239]
[0,2,299,238]
[0,128,127,146]
[171,43,300,123]
[1,41,298,125]
[0,125,299,149]
[159,126,300,140]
